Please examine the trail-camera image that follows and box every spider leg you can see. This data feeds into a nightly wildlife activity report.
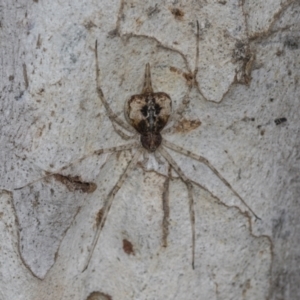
[82,148,142,272]
[141,150,150,165]
[111,120,137,140]
[95,41,136,134]
[194,20,200,83]
[162,87,192,136]
[14,142,139,190]
[154,151,165,165]
[158,146,196,269]
[162,21,200,135]
[162,139,261,220]
[162,166,171,248]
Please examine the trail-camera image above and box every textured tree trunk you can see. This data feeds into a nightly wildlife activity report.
[1,1,299,299]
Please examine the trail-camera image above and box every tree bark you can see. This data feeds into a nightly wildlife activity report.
[1,1,299,299]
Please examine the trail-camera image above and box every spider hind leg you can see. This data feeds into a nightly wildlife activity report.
[94,40,136,135]
[162,21,200,135]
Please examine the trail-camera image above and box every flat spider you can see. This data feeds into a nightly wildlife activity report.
[16,22,259,273]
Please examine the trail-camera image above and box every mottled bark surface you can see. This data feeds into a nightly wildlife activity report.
[1,1,299,299]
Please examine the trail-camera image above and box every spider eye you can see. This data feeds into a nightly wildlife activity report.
[141,105,148,117]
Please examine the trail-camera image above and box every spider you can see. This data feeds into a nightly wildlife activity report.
[16,22,259,273]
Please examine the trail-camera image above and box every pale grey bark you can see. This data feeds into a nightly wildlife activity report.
[1,1,299,299]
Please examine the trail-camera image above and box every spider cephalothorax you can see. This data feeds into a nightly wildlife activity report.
[125,64,172,152]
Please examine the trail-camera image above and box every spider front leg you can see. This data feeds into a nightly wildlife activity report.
[158,146,196,269]
[82,148,143,272]
[94,41,136,137]
[14,142,139,190]
[161,166,171,248]
[162,139,261,220]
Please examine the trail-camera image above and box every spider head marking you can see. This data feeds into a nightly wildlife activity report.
[140,133,163,152]
[125,63,172,152]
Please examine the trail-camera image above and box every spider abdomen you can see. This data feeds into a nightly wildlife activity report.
[125,92,172,136]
